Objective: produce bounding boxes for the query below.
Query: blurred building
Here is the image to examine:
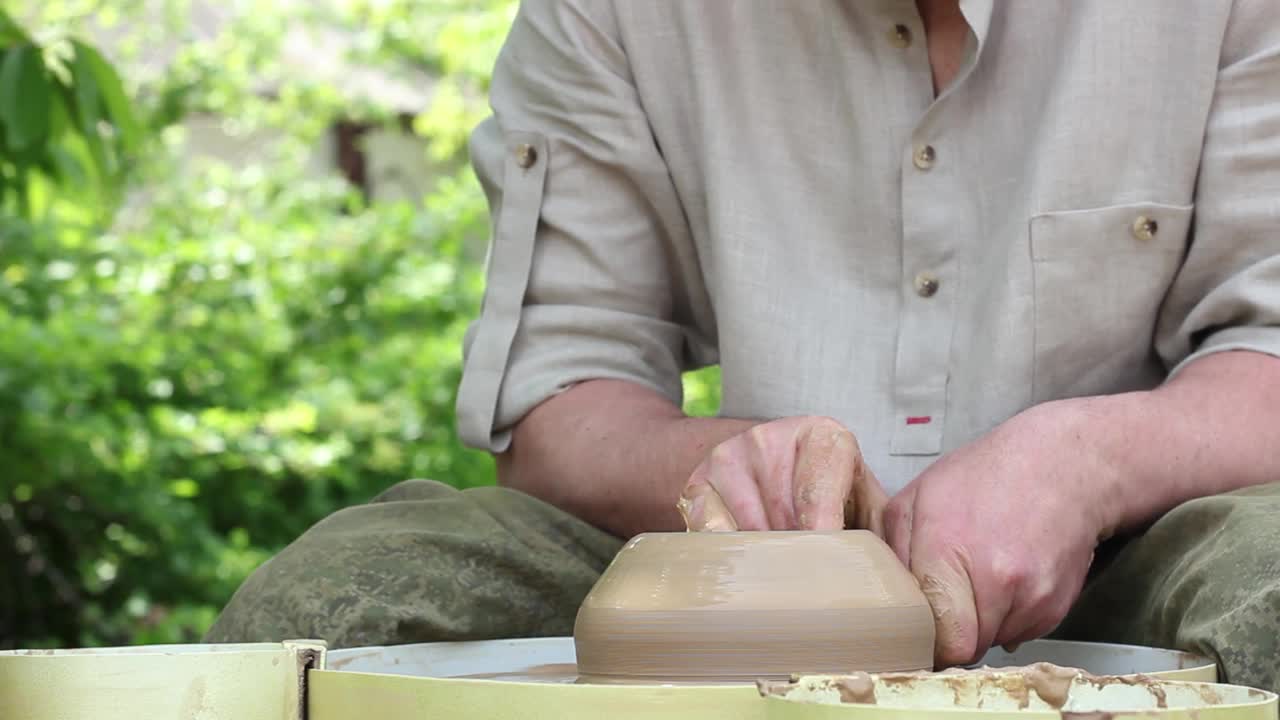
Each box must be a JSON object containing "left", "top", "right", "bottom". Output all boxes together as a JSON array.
[{"left": 90, "top": 0, "right": 440, "bottom": 205}]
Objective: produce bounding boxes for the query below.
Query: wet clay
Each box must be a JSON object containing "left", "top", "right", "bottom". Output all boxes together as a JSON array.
[
  {"left": 987, "top": 664, "right": 1173, "bottom": 710},
  {"left": 833, "top": 674, "right": 877, "bottom": 704},
  {"left": 1021, "top": 662, "right": 1080, "bottom": 708},
  {"left": 759, "top": 662, "right": 1190, "bottom": 712},
  {"left": 1195, "top": 683, "right": 1224, "bottom": 706},
  {"left": 572, "top": 530, "right": 935, "bottom": 682}
]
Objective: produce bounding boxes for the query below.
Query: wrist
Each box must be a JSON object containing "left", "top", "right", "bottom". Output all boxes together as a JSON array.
[
  {"left": 1043, "top": 390, "right": 1182, "bottom": 538},
  {"left": 1019, "top": 394, "right": 1139, "bottom": 541}
]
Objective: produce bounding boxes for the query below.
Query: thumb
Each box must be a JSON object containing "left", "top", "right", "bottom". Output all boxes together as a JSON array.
[{"left": 912, "top": 551, "right": 980, "bottom": 668}]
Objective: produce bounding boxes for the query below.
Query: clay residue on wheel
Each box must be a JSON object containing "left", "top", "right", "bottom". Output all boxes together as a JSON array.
[
  {"left": 875, "top": 662, "right": 1083, "bottom": 710},
  {"left": 1059, "top": 669, "right": 1169, "bottom": 709},
  {"left": 759, "top": 662, "right": 1098, "bottom": 709},
  {"left": 1022, "top": 662, "right": 1080, "bottom": 708},
  {"left": 834, "top": 673, "right": 877, "bottom": 704},
  {"left": 762, "top": 660, "right": 1279, "bottom": 716},
  {"left": 1195, "top": 682, "right": 1224, "bottom": 706},
  {"left": 1110, "top": 673, "right": 1167, "bottom": 709}
]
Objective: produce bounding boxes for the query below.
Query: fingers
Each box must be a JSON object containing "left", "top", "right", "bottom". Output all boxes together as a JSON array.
[
  {"left": 990, "top": 580, "right": 1053, "bottom": 649},
  {"left": 884, "top": 489, "right": 915, "bottom": 567},
  {"left": 847, "top": 462, "right": 890, "bottom": 537},
  {"left": 911, "top": 551, "right": 982, "bottom": 668},
  {"left": 678, "top": 416, "right": 879, "bottom": 532},
  {"left": 707, "top": 449, "right": 771, "bottom": 530},
  {"left": 745, "top": 425, "right": 799, "bottom": 529},
  {"left": 792, "top": 421, "right": 860, "bottom": 530},
  {"left": 886, "top": 489, "right": 988, "bottom": 666},
  {"left": 677, "top": 482, "right": 740, "bottom": 531},
  {"left": 680, "top": 445, "right": 766, "bottom": 531},
  {"left": 991, "top": 551, "right": 1091, "bottom": 648}
]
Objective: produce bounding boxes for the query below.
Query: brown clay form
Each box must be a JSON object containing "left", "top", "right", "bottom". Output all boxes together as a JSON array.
[{"left": 573, "top": 530, "right": 935, "bottom": 684}]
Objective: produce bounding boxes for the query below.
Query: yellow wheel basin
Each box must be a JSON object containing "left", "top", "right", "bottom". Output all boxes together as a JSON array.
[{"left": 3, "top": 637, "right": 1267, "bottom": 720}]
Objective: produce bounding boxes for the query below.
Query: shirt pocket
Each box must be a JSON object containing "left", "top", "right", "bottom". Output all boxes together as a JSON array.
[{"left": 1029, "top": 201, "right": 1193, "bottom": 404}]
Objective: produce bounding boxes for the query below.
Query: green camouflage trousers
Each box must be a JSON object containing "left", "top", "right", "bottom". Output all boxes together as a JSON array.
[{"left": 205, "top": 479, "right": 1280, "bottom": 692}]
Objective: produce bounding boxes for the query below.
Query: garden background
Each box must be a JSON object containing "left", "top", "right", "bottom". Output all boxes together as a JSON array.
[{"left": 0, "top": 0, "right": 721, "bottom": 649}]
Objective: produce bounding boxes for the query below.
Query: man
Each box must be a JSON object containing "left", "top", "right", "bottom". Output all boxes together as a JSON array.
[{"left": 207, "top": 0, "right": 1280, "bottom": 691}]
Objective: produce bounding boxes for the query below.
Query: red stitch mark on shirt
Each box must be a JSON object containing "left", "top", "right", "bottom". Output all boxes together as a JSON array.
[{"left": 905, "top": 416, "right": 932, "bottom": 425}]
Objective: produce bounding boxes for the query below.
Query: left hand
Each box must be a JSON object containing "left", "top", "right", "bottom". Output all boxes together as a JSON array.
[{"left": 883, "top": 399, "right": 1120, "bottom": 668}]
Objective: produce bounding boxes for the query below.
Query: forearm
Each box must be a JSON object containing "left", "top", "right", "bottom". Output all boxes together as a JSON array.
[
  {"left": 1079, "top": 350, "right": 1280, "bottom": 535},
  {"left": 495, "top": 379, "right": 756, "bottom": 538}
]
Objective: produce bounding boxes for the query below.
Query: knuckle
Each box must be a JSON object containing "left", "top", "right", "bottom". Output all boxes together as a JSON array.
[
  {"left": 708, "top": 441, "right": 738, "bottom": 467},
  {"left": 805, "top": 415, "right": 841, "bottom": 436},
  {"left": 746, "top": 423, "right": 773, "bottom": 451},
  {"left": 806, "top": 415, "right": 841, "bottom": 431},
  {"left": 1026, "top": 575, "right": 1057, "bottom": 608},
  {"left": 809, "top": 417, "right": 860, "bottom": 453},
  {"left": 987, "top": 552, "right": 1029, "bottom": 590},
  {"left": 679, "top": 476, "right": 698, "bottom": 496},
  {"left": 682, "top": 461, "right": 710, "bottom": 494}
]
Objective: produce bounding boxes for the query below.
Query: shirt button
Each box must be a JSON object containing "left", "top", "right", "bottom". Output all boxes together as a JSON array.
[
  {"left": 914, "top": 272, "right": 940, "bottom": 298},
  {"left": 515, "top": 143, "right": 538, "bottom": 169},
  {"left": 1131, "top": 215, "right": 1158, "bottom": 241},
  {"left": 889, "top": 24, "right": 913, "bottom": 49},
  {"left": 913, "top": 144, "right": 936, "bottom": 170}
]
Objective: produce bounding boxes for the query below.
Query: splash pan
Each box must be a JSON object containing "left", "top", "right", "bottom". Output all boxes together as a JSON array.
[{"left": 323, "top": 636, "right": 1219, "bottom": 685}]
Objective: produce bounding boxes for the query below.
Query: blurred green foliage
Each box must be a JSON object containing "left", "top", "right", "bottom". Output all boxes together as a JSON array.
[{"left": 0, "top": 0, "right": 722, "bottom": 649}]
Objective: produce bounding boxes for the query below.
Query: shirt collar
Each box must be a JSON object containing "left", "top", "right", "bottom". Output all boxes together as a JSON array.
[{"left": 959, "top": 0, "right": 993, "bottom": 51}]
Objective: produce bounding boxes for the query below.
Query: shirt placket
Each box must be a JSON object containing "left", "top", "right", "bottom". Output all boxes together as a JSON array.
[
  {"left": 890, "top": 132, "right": 959, "bottom": 456},
  {"left": 886, "top": 2, "right": 989, "bottom": 457}
]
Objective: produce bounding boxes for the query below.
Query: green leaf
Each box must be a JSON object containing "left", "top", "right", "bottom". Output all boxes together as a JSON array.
[
  {"left": 48, "top": 86, "right": 70, "bottom": 140},
  {"left": 168, "top": 478, "right": 200, "bottom": 498},
  {"left": 72, "top": 41, "right": 141, "bottom": 153},
  {"left": 80, "top": 121, "right": 113, "bottom": 178},
  {"left": 0, "top": 9, "right": 31, "bottom": 46},
  {"left": 0, "top": 45, "right": 52, "bottom": 152},
  {"left": 48, "top": 145, "right": 87, "bottom": 188},
  {"left": 42, "top": 38, "right": 76, "bottom": 87},
  {"left": 68, "top": 43, "right": 101, "bottom": 135}
]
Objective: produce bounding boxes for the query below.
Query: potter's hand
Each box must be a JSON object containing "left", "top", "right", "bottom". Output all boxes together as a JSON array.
[
  {"left": 884, "top": 401, "right": 1115, "bottom": 668},
  {"left": 677, "top": 416, "right": 888, "bottom": 533}
]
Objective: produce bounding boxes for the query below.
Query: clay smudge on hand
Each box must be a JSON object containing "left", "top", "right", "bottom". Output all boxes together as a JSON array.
[{"left": 677, "top": 487, "right": 739, "bottom": 532}]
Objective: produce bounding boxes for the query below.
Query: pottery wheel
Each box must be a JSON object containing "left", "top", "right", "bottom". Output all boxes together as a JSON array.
[
  {"left": 7, "top": 638, "right": 1252, "bottom": 720},
  {"left": 324, "top": 637, "right": 1218, "bottom": 686}
]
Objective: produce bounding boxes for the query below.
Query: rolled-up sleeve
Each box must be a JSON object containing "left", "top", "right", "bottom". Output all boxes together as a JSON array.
[
  {"left": 455, "top": 0, "right": 707, "bottom": 451},
  {"left": 1156, "top": 0, "right": 1280, "bottom": 376}
]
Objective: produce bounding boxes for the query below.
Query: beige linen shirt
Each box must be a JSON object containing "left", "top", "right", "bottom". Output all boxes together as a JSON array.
[{"left": 456, "top": 0, "right": 1280, "bottom": 494}]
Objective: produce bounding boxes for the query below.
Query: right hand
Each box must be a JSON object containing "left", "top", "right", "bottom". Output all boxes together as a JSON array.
[{"left": 676, "top": 416, "right": 888, "bottom": 533}]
